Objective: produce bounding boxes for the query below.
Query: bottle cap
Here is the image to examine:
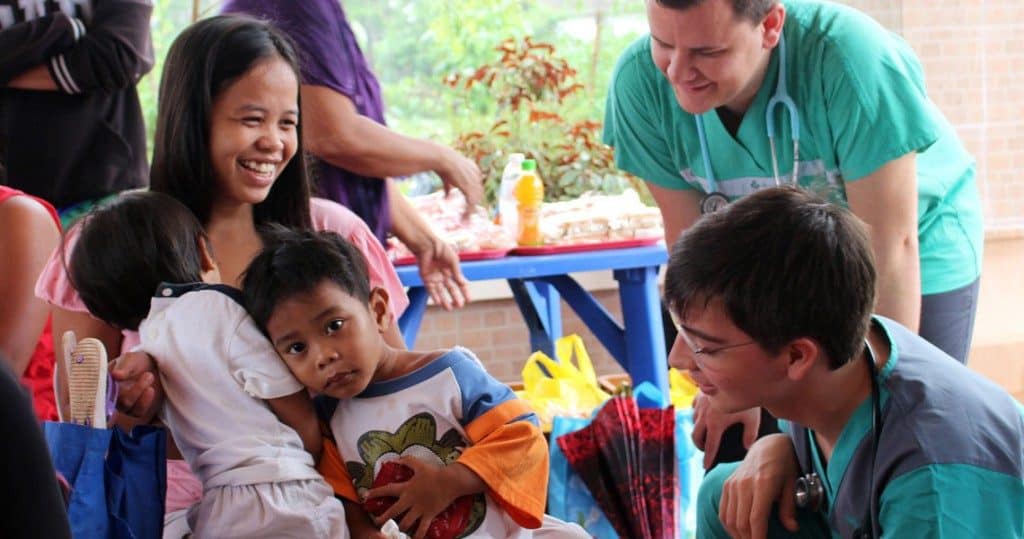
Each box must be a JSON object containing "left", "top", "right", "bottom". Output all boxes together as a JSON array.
[
  {"left": 521, "top": 159, "right": 537, "bottom": 171},
  {"left": 508, "top": 153, "right": 525, "bottom": 163}
]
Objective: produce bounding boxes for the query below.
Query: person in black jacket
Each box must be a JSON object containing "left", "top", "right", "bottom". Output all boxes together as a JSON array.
[
  {"left": 0, "top": 0, "right": 153, "bottom": 224},
  {"left": 0, "top": 356, "right": 71, "bottom": 539}
]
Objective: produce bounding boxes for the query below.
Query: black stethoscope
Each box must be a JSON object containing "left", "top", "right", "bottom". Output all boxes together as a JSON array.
[{"left": 794, "top": 340, "right": 882, "bottom": 539}]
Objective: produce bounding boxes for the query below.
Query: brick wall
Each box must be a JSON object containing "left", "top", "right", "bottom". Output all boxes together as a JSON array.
[
  {"left": 413, "top": 289, "right": 628, "bottom": 383},
  {"left": 847, "top": 0, "right": 1024, "bottom": 227},
  {"left": 838, "top": 0, "right": 902, "bottom": 31},
  {"left": 415, "top": 1, "right": 1024, "bottom": 394}
]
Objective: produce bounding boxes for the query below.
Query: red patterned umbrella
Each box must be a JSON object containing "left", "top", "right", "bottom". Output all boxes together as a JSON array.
[{"left": 557, "top": 396, "right": 677, "bottom": 538}]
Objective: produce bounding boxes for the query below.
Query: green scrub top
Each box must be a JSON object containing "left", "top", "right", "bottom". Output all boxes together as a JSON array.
[
  {"left": 604, "top": 0, "right": 983, "bottom": 295},
  {"left": 698, "top": 317, "right": 1024, "bottom": 538}
]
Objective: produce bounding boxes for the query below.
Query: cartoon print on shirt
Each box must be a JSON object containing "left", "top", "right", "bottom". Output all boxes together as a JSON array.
[{"left": 347, "top": 412, "right": 486, "bottom": 538}]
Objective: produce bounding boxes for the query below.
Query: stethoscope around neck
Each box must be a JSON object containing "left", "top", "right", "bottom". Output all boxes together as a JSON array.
[
  {"left": 694, "top": 32, "right": 801, "bottom": 215},
  {"left": 793, "top": 340, "right": 883, "bottom": 539}
]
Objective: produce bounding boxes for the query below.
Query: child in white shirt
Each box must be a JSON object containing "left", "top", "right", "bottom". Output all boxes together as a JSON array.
[{"left": 66, "top": 191, "right": 347, "bottom": 538}]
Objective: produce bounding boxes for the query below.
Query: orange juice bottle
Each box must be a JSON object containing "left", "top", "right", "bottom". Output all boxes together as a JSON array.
[{"left": 514, "top": 159, "right": 544, "bottom": 246}]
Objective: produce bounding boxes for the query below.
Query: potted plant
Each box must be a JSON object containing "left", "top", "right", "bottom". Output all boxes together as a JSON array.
[{"left": 444, "top": 37, "right": 648, "bottom": 207}]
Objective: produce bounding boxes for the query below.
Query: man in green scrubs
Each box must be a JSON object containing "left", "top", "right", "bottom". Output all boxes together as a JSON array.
[
  {"left": 663, "top": 187, "right": 1023, "bottom": 538},
  {"left": 604, "top": 0, "right": 984, "bottom": 465}
]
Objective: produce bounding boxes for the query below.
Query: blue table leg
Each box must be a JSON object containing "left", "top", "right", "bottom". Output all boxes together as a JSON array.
[
  {"left": 398, "top": 286, "right": 429, "bottom": 349},
  {"left": 542, "top": 275, "right": 626, "bottom": 363},
  {"left": 614, "top": 266, "right": 669, "bottom": 407},
  {"left": 507, "top": 279, "right": 560, "bottom": 358}
]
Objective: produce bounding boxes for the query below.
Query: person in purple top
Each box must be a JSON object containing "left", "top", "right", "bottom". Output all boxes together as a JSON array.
[{"left": 221, "top": 0, "right": 479, "bottom": 310}]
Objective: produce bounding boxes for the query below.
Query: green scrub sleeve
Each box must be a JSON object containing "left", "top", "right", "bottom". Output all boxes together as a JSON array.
[
  {"left": 878, "top": 463, "right": 1024, "bottom": 537},
  {"left": 821, "top": 27, "right": 940, "bottom": 182},
  {"left": 603, "top": 39, "right": 694, "bottom": 191}
]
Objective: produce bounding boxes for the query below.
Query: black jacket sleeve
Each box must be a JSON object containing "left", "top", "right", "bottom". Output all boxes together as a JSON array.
[
  {"left": 0, "top": 362, "right": 72, "bottom": 538},
  {"left": 45, "top": 0, "right": 154, "bottom": 94},
  {"left": 0, "top": 13, "right": 83, "bottom": 84}
]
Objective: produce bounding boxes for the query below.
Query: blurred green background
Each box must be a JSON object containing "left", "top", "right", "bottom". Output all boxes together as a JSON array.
[{"left": 142, "top": 0, "right": 647, "bottom": 159}]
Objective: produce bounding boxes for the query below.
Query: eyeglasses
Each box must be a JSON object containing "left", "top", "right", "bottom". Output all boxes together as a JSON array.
[{"left": 669, "top": 309, "right": 756, "bottom": 358}]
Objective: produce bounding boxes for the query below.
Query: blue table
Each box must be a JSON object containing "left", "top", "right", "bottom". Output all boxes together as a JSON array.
[{"left": 396, "top": 245, "right": 670, "bottom": 400}]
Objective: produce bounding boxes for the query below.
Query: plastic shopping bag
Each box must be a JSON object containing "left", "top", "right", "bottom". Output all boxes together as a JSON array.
[
  {"left": 43, "top": 423, "right": 166, "bottom": 539},
  {"left": 518, "top": 334, "right": 611, "bottom": 432},
  {"left": 548, "top": 414, "right": 619, "bottom": 538},
  {"left": 675, "top": 408, "right": 704, "bottom": 537}
]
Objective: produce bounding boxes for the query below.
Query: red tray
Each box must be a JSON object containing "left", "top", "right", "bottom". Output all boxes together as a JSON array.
[
  {"left": 393, "top": 247, "right": 512, "bottom": 266},
  {"left": 510, "top": 236, "right": 662, "bottom": 256}
]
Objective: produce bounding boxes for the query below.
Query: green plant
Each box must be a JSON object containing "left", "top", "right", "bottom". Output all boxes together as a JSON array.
[{"left": 445, "top": 37, "right": 648, "bottom": 206}]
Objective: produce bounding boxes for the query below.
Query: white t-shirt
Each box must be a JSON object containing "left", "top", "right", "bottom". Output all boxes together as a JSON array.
[{"left": 138, "top": 283, "right": 321, "bottom": 489}]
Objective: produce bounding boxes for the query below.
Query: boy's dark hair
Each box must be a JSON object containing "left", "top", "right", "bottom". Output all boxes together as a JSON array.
[
  {"left": 66, "top": 191, "right": 209, "bottom": 331},
  {"left": 242, "top": 226, "right": 371, "bottom": 331},
  {"left": 663, "top": 186, "right": 876, "bottom": 369},
  {"left": 656, "top": 0, "right": 775, "bottom": 22},
  {"left": 150, "top": 14, "right": 311, "bottom": 230}
]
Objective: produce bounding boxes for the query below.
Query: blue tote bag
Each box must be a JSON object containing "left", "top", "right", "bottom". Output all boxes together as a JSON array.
[
  {"left": 44, "top": 423, "right": 167, "bottom": 539},
  {"left": 548, "top": 414, "right": 619, "bottom": 538}
]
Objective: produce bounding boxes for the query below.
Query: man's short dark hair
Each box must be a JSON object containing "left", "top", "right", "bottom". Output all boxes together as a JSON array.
[
  {"left": 656, "top": 0, "right": 775, "bottom": 22},
  {"left": 242, "top": 227, "right": 372, "bottom": 331},
  {"left": 663, "top": 186, "right": 877, "bottom": 369}
]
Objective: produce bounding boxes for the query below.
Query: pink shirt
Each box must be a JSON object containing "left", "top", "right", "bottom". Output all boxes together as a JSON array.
[{"left": 35, "top": 196, "right": 409, "bottom": 513}]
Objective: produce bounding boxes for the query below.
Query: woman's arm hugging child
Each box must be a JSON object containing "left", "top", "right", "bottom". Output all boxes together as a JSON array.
[
  {"left": 65, "top": 192, "right": 348, "bottom": 538},
  {"left": 242, "top": 227, "right": 589, "bottom": 539}
]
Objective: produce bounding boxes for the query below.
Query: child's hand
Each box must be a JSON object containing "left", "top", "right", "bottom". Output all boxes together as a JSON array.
[
  {"left": 109, "top": 351, "right": 162, "bottom": 421},
  {"left": 365, "top": 457, "right": 484, "bottom": 539}
]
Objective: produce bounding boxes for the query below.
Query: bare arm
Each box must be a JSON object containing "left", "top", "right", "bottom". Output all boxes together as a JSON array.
[
  {"left": 647, "top": 182, "right": 703, "bottom": 248},
  {"left": 0, "top": 197, "right": 60, "bottom": 375},
  {"left": 266, "top": 390, "right": 322, "bottom": 462},
  {"left": 300, "top": 85, "right": 483, "bottom": 207},
  {"left": 845, "top": 153, "right": 921, "bottom": 331},
  {"left": 387, "top": 180, "right": 469, "bottom": 310}
]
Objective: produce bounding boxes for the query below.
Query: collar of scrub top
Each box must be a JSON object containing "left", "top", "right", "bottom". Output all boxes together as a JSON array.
[{"left": 694, "top": 31, "right": 801, "bottom": 192}]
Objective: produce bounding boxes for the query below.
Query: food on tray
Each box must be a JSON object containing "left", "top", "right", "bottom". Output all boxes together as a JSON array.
[
  {"left": 537, "top": 190, "right": 664, "bottom": 245},
  {"left": 387, "top": 190, "right": 516, "bottom": 262},
  {"left": 388, "top": 189, "right": 664, "bottom": 261}
]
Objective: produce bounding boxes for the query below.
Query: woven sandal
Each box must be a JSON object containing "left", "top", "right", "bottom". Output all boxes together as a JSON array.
[{"left": 67, "top": 337, "right": 108, "bottom": 428}]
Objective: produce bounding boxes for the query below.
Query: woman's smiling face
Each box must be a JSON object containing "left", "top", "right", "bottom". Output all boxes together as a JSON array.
[{"left": 208, "top": 56, "right": 299, "bottom": 210}]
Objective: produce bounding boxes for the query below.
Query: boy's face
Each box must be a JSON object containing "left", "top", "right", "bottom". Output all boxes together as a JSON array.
[
  {"left": 264, "top": 280, "right": 390, "bottom": 399},
  {"left": 667, "top": 299, "right": 788, "bottom": 414}
]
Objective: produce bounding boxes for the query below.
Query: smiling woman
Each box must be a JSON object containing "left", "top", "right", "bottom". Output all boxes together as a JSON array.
[
  {"left": 34, "top": 14, "right": 410, "bottom": 536},
  {"left": 207, "top": 58, "right": 300, "bottom": 212}
]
